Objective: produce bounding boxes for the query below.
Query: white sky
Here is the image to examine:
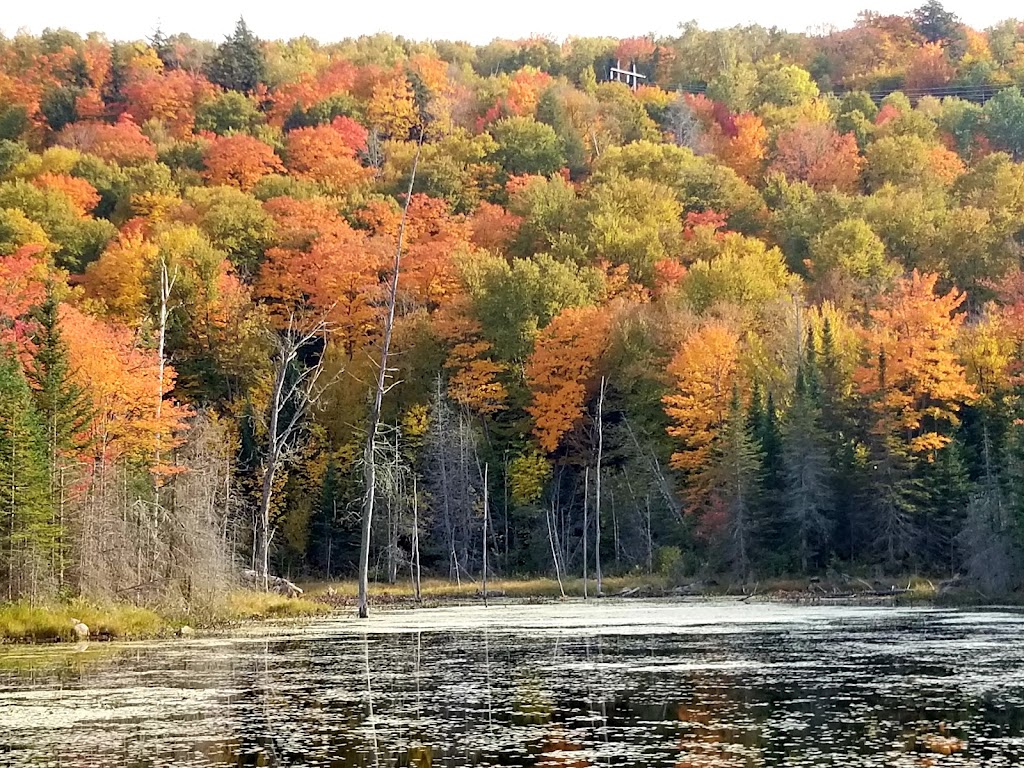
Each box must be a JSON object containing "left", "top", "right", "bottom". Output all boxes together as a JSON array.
[{"left": 0, "top": 0, "right": 1016, "bottom": 44}]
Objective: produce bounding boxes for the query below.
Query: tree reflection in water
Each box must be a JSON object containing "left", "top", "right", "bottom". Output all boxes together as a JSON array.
[{"left": 0, "top": 601, "right": 1023, "bottom": 767}]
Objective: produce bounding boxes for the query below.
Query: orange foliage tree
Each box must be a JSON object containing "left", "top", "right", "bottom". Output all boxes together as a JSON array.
[
  {"left": 525, "top": 305, "right": 612, "bottom": 453},
  {"left": 435, "top": 298, "right": 508, "bottom": 417},
  {"left": 283, "top": 120, "right": 370, "bottom": 190},
  {"left": 61, "top": 305, "right": 190, "bottom": 473},
  {"left": 31, "top": 173, "right": 100, "bottom": 216},
  {"left": 122, "top": 69, "right": 215, "bottom": 137},
  {"left": 718, "top": 113, "right": 768, "bottom": 182},
  {"left": 855, "top": 270, "right": 977, "bottom": 454},
  {"left": 56, "top": 116, "right": 157, "bottom": 165},
  {"left": 202, "top": 134, "right": 284, "bottom": 190},
  {"left": 663, "top": 323, "right": 742, "bottom": 473},
  {"left": 771, "top": 120, "right": 864, "bottom": 192},
  {"left": 0, "top": 244, "right": 49, "bottom": 352},
  {"left": 258, "top": 197, "right": 384, "bottom": 355}
]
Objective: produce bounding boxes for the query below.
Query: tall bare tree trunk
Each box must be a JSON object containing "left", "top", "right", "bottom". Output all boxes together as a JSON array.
[
  {"left": 583, "top": 466, "right": 589, "bottom": 600},
  {"left": 482, "top": 463, "right": 489, "bottom": 606},
  {"left": 595, "top": 376, "right": 605, "bottom": 597},
  {"left": 412, "top": 474, "right": 421, "bottom": 602},
  {"left": 256, "top": 317, "right": 328, "bottom": 591},
  {"left": 358, "top": 142, "right": 421, "bottom": 619},
  {"left": 155, "top": 259, "right": 177, "bottom": 503},
  {"left": 546, "top": 500, "right": 566, "bottom": 598}
]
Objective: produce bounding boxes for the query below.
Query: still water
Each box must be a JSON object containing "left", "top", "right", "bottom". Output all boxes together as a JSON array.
[{"left": 1, "top": 600, "right": 1023, "bottom": 767}]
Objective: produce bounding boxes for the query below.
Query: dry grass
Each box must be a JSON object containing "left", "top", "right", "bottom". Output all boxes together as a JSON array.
[
  {"left": 304, "top": 574, "right": 669, "bottom": 602},
  {"left": 0, "top": 600, "right": 167, "bottom": 643},
  {"left": 0, "top": 590, "right": 330, "bottom": 643},
  {"left": 225, "top": 591, "right": 329, "bottom": 620}
]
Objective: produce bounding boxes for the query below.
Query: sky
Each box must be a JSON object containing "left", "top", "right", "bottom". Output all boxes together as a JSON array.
[{"left": 0, "top": 0, "right": 1017, "bottom": 44}]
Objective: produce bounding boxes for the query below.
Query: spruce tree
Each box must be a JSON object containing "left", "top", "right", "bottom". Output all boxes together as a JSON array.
[
  {"left": 26, "top": 285, "right": 91, "bottom": 588},
  {"left": 782, "top": 364, "right": 834, "bottom": 572},
  {"left": 960, "top": 424, "right": 1020, "bottom": 591},
  {"left": 750, "top": 386, "right": 785, "bottom": 561},
  {"left": 919, "top": 438, "right": 970, "bottom": 574},
  {"left": 206, "top": 18, "right": 266, "bottom": 94},
  {"left": 705, "top": 386, "right": 764, "bottom": 579},
  {"left": 863, "top": 347, "right": 926, "bottom": 570},
  {"left": 0, "top": 353, "right": 52, "bottom": 600}
]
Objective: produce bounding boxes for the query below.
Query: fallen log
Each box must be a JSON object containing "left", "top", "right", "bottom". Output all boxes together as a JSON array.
[{"left": 240, "top": 569, "right": 304, "bottom": 598}]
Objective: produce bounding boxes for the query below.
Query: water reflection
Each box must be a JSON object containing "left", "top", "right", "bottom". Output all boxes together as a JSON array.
[{"left": 1, "top": 602, "right": 1023, "bottom": 767}]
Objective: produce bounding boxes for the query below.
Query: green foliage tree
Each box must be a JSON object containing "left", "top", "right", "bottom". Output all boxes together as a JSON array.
[{"left": 487, "top": 116, "right": 566, "bottom": 179}]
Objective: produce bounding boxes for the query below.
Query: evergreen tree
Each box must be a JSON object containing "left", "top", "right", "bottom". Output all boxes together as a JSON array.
[
  {"left": 862, "top": 347, "right": 926, "bottom": 570},
  {"left": 749, "top": 385, "right": 784, "bottom": 561},
  {"left": 919, "top": 438, "right": 970, "bottom": 574},
  {"left": 912, "top": 1, "right": 961, "bottom": 44},
  {"left": 206, "top": 18, "right": 266, "bottom": 95},
  {"left": 704, "top": 386, "right": 764, "bottom": 579},
  {"left": 960, "top": 426, "right": 1021, "bottom": 593},
  {"left": 818, "top": 319, "right": 861, "bottom": 561},
  {"left": 782, "top": 363, "right": 834, "bottom": 572},
  {"left": 26, "top": 285, "right": 91, "bottom": 587},
  {"left": 0, "top": 353, "right": 53, "bottom": 600}
]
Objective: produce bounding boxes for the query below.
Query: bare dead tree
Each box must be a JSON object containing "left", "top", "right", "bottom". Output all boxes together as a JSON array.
[
  {"left": 256, "top": 315, "right": 330, "bottom": 591},
  {"left": 482, "top": 463, "right": 489, "bottom": 605},
  {"left": 583, "top": 466, "right": 589, "bottom": 600},
  {"left": 154, "top": 257, "right": 178, "bottom": 499},
  {"left": 595, "top": 376, "right": 605, "bottom": 597},
  {"left": 546, "top": 499, "right": 566, "bottom": 598},
  {"left": 357, "top": 140, "right": 423, "bottom": 619},
  {"left": 411, "top": 473, "right": 422, "bottom": 602}
]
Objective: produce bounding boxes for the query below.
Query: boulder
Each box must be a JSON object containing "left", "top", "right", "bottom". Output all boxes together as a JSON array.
[
  {"left": 69, "top": 619, "right": 89, "bottom": 640},
  {"left": 177, "top": 625, "right": 195, "bottom": 638}
]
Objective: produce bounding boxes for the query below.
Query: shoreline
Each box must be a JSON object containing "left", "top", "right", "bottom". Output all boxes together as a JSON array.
[{"left": 2, "top": 575, "right": 1018, "bottom": 644}]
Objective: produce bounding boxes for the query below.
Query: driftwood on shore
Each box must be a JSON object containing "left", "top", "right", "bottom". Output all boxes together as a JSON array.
[{"left": 241, "top": 569, "right": 304, "bottom": 598}]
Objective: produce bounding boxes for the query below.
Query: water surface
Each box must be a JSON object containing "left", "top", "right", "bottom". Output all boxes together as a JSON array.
[{"left": 1, "top": 600, "right": 1023, "bottom": 767}]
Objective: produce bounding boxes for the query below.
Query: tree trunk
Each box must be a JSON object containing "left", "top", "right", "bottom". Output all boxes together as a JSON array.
[
  {"left": 154, "top": 259, "right": 177, "bottom": 503},
  {"left": 595, "top": 376, "right": 605, "bottom": 596},
  {"left": 546, "top": 500, "right": 565, "bottom": 598},
  {"left": 358, "top": 140, "right": 421, "bottom": 619},
  {"left": 482, "top": 463, "right": 489, "bottom": 606},
  {"left": 412, "top": 474, "right": 421, "bottom": 602},
  {"left": 583, "top": 466, "right": 589, "bottom": 600}
]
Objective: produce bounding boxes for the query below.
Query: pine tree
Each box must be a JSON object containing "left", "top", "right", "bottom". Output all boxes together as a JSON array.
[
  {"left": 818, "top": 318, "right": 860, "bottom": 561},
  {"left": 863, "top": 347, "right": 926, "bottom": 570},
  {"left": 26, "top": 285, "right": 91, "bottom": 587},
  {"left": 960, "top": 426, "right": 1021, "bottom": 593},
  {"left": 704, "top": 386, "right": 764, "bottom": 579},
  {"left": 206, "top": 18, "right": 266, "bottom": 94},
  {"left": 749, "top": 385, "right": 785, "bottom": 561},
  {"left": 782, "top": 364, "right": 834, "bottom": 572},
  {"left": 919, "top": 438, "right": 970, "bottom": 574},
  {"left": 0, "top": 353, "right": 52, "bottom": 600}
]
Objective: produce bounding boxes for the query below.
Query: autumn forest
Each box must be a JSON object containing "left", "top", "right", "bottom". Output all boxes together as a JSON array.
[{"left": 2, "top": 1, "right": 1024, "bottom": 611}]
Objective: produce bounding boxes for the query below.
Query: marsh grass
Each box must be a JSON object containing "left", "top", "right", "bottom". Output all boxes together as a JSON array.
[
  {"left": 0, "top": 590, "right": 332, "bottom": 643},
  {"left": 0, "top": 600, "right": 167, "bottom": 642},
  {"left": 305, "top": 574, "right": 670, "bottom": 601},
  {"left": 225, "top": 591, "right": 330, "bottom": 620}
]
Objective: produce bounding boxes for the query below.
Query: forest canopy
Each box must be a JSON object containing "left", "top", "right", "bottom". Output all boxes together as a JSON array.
[{"left": 3, "top": 3, "right": 1024, "bottom": 607}]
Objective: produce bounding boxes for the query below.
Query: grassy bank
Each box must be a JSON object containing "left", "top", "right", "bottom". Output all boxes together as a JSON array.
[
  {"left": 4, "top": 573, "right": 1014, "bottom": 644},
  {"left": 306, "top": 572, "right": 991, "bottom": 607},
  {"left": 305, "top": 574, "right": 671, "bottom": 604},
  {"left": 0, "top": 591, "right": 328, "bottom": 644}
]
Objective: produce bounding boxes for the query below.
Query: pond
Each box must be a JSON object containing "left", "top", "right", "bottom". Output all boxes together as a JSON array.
[{"left": 1, "top": 600, "right": 1023, "bottom": 767}]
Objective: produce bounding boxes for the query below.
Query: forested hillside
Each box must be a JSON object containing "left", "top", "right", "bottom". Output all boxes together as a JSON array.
[{"left": 2, "top": 1, "right": 1024, "bottom": 608}]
